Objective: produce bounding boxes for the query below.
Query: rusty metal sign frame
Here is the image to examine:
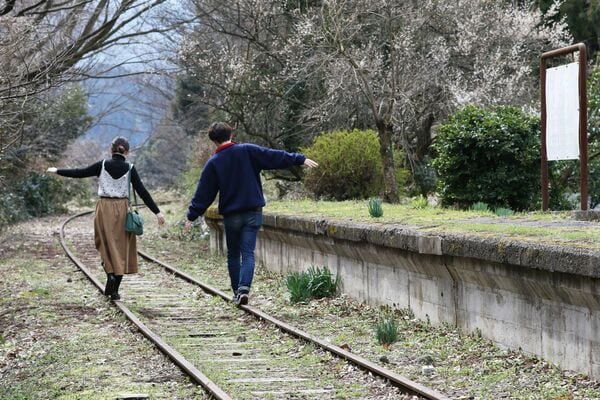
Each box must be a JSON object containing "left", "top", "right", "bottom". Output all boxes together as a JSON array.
[{"left": 540, "top": 43, "right": 588, "bottom": 211}]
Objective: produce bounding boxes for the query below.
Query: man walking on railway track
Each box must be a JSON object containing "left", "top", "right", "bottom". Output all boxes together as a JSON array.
[{"left": 184, "top": 122, "right": 318, "bottom": 306}]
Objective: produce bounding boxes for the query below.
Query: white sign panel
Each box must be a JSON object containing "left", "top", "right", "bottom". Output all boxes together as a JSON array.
[{"left": 545, "top": 62, "right": 580, "bottom": 160}]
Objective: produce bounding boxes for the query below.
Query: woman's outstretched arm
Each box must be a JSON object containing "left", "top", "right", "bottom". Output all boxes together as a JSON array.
[{"left": 46, "top": 162, "right": 102, "bottom": 178}]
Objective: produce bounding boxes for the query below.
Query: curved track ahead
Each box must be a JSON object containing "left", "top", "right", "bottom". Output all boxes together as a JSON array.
[{"left": 60, "top": 211, "right": 449, "bottom": 400}]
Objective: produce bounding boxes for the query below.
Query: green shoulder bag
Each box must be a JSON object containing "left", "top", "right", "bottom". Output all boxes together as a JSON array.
[{"left": 125, "top": 164, "right": 144, "bottom": 235}]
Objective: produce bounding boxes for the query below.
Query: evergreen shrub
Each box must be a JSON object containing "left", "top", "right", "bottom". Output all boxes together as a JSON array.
[
  {"left": 20, "top": 174, "right": 67, "bottom": 217},
  {"left": 301, "top": 130, "right": 385, "bottom": 200},
  {"left": 432, "top": 105, "right": 540, "bottom": 210},
  {"left": 0, "top": 192, "right": 26, "bottom": 229},
  {"left": 587, "top": 59, "right": 600, "bottom": 207},
  {"left": 0, "top": 173, "right": 88, "bottom": 230}
]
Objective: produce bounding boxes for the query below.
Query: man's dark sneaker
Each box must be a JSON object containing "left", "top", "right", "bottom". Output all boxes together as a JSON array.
[{"left": 236, "top": 292, "right": 249, "bottom": 306}]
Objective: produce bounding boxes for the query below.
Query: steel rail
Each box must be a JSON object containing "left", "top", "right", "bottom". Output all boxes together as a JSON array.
[
  {"left": 138, "top": 249, "right": 450, "bottom": 400},
  {"left": 59, "top": 211, "right": 232, "bottom": 400}
]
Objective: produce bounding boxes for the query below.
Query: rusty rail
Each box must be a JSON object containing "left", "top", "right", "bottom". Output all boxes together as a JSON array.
[
  {"left": 139, "top": 249, "right": 450, "bottom": 400},
  {"left": 61, "top": 210, "right": 449, "bottom": 400},
  {"left": 60, "top": 211, "right": 232, "bottom": 400}
]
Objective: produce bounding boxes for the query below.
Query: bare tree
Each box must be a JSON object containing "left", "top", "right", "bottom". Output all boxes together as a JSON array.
[
  {"left": 178, "top": 0, "right": 311, "bottom": 153},
  {"left": 288, "top": 0, "right": 569, "bottom": 201},
  {"left": 0, "top": 0, "right": 188, "bottom": 162},
  {"left": 175, "top": 0, "right": 569, "bottom": 201}
]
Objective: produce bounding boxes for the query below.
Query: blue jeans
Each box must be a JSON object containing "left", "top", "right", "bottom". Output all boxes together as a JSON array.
[{"left": 223, "top": 210, "right": 263, "bottom": 294}]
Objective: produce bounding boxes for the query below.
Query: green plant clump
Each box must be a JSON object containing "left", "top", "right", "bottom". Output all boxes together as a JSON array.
[
  {"left": 494, "top": 207, "right": 514, "bottom": 217},
  {"left": 432, "top": 105, "right": 540, "bottom": 210},
  {"left": 375, "top": 317, "right": 399, "bottom": 346},
  {"left": 286, "top": 266, "right": 340, "bottom": 304},
  {"left": 368, "top": 198, "right": 384, "bottom": 217},
  {"left": 302, "top": 129, "right": 396, "bottom": 200},
  {"left": 408, "top": 195, "right": 429, "bottom": 209},
  {"left": 286, "top": 271, "right": 312, "bottom": 304},
  {"left": 470, "top": 201, "right": 490, "bottom": 212}
]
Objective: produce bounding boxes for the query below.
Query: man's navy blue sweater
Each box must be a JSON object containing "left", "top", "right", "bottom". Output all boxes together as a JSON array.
[{"left": 186, "top": 143, "right": 306, "bottom": 220}]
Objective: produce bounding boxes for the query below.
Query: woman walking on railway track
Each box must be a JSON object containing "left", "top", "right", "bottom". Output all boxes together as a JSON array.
[
  {"left": 47, "top": 136, "right": 165, "bottom": 300},
  {"left": 183, "top": 122, "right": 318, "bottom": 306}
]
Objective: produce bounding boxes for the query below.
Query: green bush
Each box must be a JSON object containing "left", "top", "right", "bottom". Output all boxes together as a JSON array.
[
  {"left": 302, "top": 130, "right": 408, "bottom": 200},
  {"left": 587, "top": 59, "right": 600, "bottom": 207},
  {"left": 0, "top": 192, "right": 26, "bottom": 229},
  {"left": 432, "top": 105, "right": 540, "bottom": 210},
  {"left": 176, "top": 138, "right": 215, "bottom": 198},
  {"left": 412, "top": 155, "right": 437, "bottom": 196},
  {"left": 589, "top": 144, "right": 600, "bottom": 208},
  {"left": 19, "top": 174, "right": 68, "bottom": 217},
  {"left": 0, "top": 173, "right": 88, "bottom": 230},
  {"left": 555, "top": 146, "right": 600, "bottom": 209},
  {"left": 286, "top": 266, "right": 340, "bottom": 304},
  {"left": 0, "top": 85, "right": 93, "bottom": 231},
  {"left": 307, "top": 267, "right": 340, "bottom": 299}
]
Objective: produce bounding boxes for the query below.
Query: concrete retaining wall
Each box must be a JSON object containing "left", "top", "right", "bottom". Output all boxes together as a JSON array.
[{"left": 205, "top": 211, "right": 600, "bottom": 378}]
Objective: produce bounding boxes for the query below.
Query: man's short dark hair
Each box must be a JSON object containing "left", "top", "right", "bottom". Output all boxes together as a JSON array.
[{"left": 208, "top": 122, "right": 233, "bottom": 144}]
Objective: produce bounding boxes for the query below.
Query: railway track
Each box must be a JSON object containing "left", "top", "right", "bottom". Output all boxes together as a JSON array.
[{"left": 60, "top": 210, "right": 449, "bottom": 400}]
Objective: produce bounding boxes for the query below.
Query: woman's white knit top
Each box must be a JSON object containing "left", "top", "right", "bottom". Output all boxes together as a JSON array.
[{"left": 98, "top": 160, "right": 130, "bottom": 198}]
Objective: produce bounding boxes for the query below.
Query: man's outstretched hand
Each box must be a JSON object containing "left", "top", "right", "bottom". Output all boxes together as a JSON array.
[{"left": 303, "top": 158, "right": 318, "bottom": 168}]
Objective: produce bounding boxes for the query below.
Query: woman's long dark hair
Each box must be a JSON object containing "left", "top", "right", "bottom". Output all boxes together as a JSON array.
[{"left": 111, "top": 136, "right": 130, "bottom": 154}]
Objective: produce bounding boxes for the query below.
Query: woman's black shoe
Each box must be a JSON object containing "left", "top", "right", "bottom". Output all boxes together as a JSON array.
[
  {"left": 104, "top": 273, "right": 116, "bottom": 296},
  {"left": 111, "top": 275, "right": 123, "bottom": 301}
]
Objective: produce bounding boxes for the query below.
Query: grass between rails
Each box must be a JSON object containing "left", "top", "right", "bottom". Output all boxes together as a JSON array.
[
  {"left": 139, "top": 202, "right": 600, "bottom": 400},
  {"left": 0, "top": 217, "right": 208, "bottom": 400},
  {"left": 265, "top": 200, "right": 600, "bottom": 251},
  {"left": 121, "top": 259, "right": 374, "bottom": 399}
]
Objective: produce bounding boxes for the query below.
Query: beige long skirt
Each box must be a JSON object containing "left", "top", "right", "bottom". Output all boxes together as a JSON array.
[{"left": 94, "top": 198, "right": 137, "bottom": 275}]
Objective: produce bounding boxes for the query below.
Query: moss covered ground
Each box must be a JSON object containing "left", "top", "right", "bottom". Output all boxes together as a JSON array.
[
  {"left": 140, "top": 200, "right": 599, "bottom": 400},
  {"left": 1, "top": 195, "right": 598, "bottom": 399},
  {"left": 264, "top": 200, "right": 599, "bottom": 251},
  {"left": 0, "top": 215, "right": 208, "bottom": 400}
]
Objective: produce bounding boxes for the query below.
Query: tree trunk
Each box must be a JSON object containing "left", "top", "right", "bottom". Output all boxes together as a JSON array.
[
  {"left": 377, "top": 120, "right": 399, "bottom": 203},
  {"left": 415, "top": 112, "right": 435, "bottom": 163}
]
